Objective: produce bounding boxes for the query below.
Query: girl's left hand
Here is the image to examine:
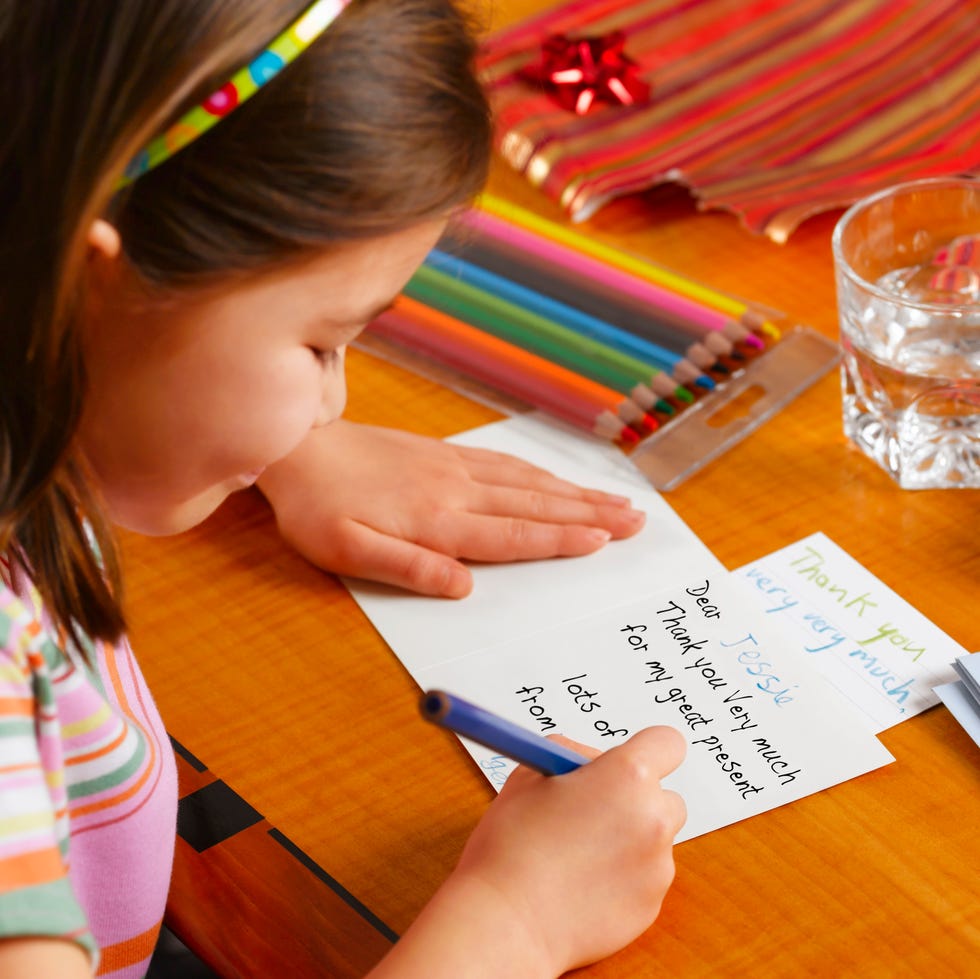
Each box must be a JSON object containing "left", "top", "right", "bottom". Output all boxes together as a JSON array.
[{"left": 257, "top": 420, "right": 645, "bottom": 597}]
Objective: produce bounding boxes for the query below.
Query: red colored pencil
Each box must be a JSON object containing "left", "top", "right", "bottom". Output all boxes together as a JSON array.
[{"left": 371, "top": 297, "right": 658, "bottom": 444}]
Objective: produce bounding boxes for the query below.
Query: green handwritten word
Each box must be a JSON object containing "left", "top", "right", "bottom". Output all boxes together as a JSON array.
[
  {"left": 788, "top": 546, "right": 878, "bottom": 617},
  {"left": 856, "top": 622, "right": 925, "bottom": 663}
]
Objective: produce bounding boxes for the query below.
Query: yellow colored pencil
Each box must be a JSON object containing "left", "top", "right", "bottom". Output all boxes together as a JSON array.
[{"left": 478, "top": 193, "right": 781, "bottom": 340}]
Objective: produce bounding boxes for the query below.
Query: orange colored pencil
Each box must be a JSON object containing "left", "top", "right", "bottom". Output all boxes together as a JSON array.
[{"left": 371, "top": 297, "right": 658, "bottom": 444}]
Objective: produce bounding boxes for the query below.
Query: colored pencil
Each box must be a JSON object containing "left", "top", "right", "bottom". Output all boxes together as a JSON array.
[
  {"left": 425, "top": 248, "right": 718, "bottom": 387},
  {"left": 420, "top": 689, "right": 588, "bottom": 776},
  {"left": 372, "top": 298, "right": 657, "bottom": 444},
  {"left": 439, "top": 229, "right": 745, "bottom": 366},
  {"left": 474, "top": 195, "right": 780, "bottom": 340},
  {"left": 424, "top": 248, "right": 717, "bottom": 387},
  {"left": 406, "top": 263, "right": 710, "bottom": 397},
  {"left": 381, "top": 297, "right": 663, "bottom": 434},
  {"left": 457, "top": 209, "right": 758, "bottom": 350}
]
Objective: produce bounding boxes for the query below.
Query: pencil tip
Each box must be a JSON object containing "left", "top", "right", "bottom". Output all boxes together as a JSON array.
[{"left": 619, "top": 426, "right": 641, "bottom": 444}]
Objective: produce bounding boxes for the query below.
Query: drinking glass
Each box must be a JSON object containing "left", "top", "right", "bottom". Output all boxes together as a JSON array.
[{"left": 833, "top": 177, "right": 980, "bottom": 488}]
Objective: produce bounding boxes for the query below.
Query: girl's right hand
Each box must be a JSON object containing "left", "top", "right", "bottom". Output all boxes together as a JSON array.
[
  {"left": 369, "top": 725, "right": 686, "bottom": 978},
  {"left": 454, "top": 725, "right": 687, "bottom": 975}
]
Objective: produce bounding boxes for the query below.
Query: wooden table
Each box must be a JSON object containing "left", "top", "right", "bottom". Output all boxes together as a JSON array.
[{"left": 120, "top": 6, "right": 980, "bottom": 975}]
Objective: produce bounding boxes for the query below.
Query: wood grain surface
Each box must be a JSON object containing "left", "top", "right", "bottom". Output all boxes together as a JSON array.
[{"left": 120, "top": 3, "right": 980, "bottom": 975}]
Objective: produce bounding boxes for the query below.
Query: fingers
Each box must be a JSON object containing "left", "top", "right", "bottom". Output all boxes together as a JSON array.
[
  {"left": 421, "top": 513, "right": 611, "bottom": 562},
  {"left": 547, "top": 733, "right": 602, "bottom": 761},
  {"left": 469, "top": 485, "right": 646, "bottom": 539},
  {"left": 564, "top": 726, "right": 686, "bottom": 829},
  {"left": 465, "top": 724, "right": 687, "bottom": 974},
  {"left": 294, "top": 505, "right": 625, "bottom": 599},
  {"left": 416, "top": 509, "right": 640, "bottom": 563},
  {"left": 307, "top": 520, "right": 475, "bottom": 598},
  {"left": 553, "top": 725, "right": 687, "bottom": 781},
  {"left": 506, "top": 727, "right": 687, "bottom": 838},
  {"left": 451, "top": 446, "right": 636, "bottom": 509},
  {"left": 501, "top": 732, "right": 600, "bottom": 793},
  {"left": 549, "top": 724, "right": 687, "bottom": 781},
  {"left": 594, "top": 726, "right": 688, "bottom": 834},
  {"left": 618, "top": 725, "right": 688, "bottom": 777}
]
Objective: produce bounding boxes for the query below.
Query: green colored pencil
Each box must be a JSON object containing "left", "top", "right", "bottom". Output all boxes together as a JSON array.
[{"left": 406, "top": 264, "right": 692, "bottom": 402}]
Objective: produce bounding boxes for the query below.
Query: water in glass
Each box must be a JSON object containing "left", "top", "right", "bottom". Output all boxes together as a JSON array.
[{"left": 840, "top": 239, "right": 980, "bottom": 489}]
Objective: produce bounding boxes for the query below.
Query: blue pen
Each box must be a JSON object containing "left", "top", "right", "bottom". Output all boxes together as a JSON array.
[
  {"left": 425, "top": 248, "right": 716, "bottom": 390},
  {"left": 420, "top": 689, "right": 588, "bottom": 776}
]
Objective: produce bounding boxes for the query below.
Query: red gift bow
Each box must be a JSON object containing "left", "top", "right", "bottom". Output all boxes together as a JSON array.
[{"left": 521, "top": 30, "right": 650, "bottom": 115}]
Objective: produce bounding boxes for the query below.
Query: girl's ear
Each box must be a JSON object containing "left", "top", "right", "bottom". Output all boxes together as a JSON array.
[
  {"left": 84, "top": 220, "right": 126, "bottom": 328},
  {"left": 87, "top": 219, "right": 122, "bottom": 261}
]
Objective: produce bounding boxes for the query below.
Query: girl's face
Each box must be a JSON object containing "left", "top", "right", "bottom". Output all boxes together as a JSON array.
[{"left": 79, "top": 219, "right": 446, "bottom": 536}]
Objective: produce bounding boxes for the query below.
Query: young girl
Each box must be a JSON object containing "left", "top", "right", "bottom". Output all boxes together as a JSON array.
[{"left": 0, "top": 1, "right": 687, "bottom": 977}]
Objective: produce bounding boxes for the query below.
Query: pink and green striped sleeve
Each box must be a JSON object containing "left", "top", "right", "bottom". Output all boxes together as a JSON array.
[
  {"left": 0, "top": 588, "right": 98, "bottom": 967},
  {"left": 1, "top": 574, "right": 178, "bottom": 978}
]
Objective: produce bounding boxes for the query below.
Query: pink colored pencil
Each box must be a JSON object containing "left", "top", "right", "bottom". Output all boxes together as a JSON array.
[{"left": 460, "top": 208, "right": 764, "bottom": 349}]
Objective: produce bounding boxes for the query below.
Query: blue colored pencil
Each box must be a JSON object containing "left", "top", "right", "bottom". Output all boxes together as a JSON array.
[
  {"left": 424, "top": 248, "right": 715, "bottom": 389},
  {"left": 420, "top": 689, "right": 588, "bottom": 776},
  {"left": 439, "top": 230, "right": 743, "bottom": 367}
]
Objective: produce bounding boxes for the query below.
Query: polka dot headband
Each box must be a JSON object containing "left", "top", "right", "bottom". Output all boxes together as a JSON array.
[{"left": 118, "top": 0, "right": 350, "bottom": 187}]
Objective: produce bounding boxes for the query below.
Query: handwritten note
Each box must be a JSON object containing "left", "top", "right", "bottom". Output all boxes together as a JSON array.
[
  {"left": 734, "top": 533, "right": 962, "bottom": 732},
  {"left": 346, "top": 417, "right": 893, "bottom": 843},
  {"left": 416, "top": 574, "right": 893, "bottom": 842}
]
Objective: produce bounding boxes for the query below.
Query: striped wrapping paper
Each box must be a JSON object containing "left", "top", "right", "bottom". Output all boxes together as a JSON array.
[{"left": 480, "top": 0, "right": 980, "bottom": 241}]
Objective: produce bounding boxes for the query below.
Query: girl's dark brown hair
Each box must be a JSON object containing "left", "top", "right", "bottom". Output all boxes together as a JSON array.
[{"left": 0, "top": 0, "right": 491, "bottom": 647}]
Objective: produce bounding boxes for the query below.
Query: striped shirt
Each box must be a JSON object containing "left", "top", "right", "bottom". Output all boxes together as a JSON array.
[{"left": 0, "top": 576, "right": 177, "bottom": 977}]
